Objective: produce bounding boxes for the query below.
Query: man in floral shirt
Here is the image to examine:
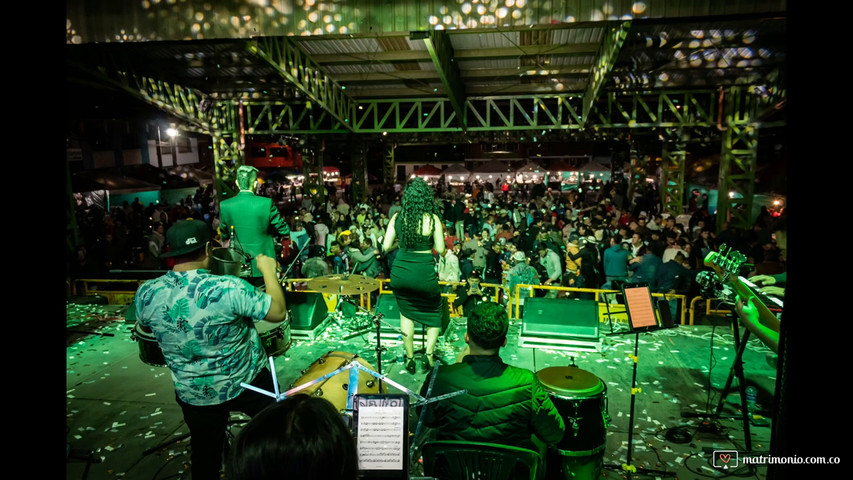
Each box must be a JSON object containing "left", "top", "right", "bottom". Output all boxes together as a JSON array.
[{"left": 134, "top": 219, "right": 288, "bottom": 480}]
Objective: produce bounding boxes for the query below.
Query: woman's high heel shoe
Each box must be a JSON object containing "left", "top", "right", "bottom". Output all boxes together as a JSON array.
[
  {"left": 405, "top": 356, "right": 417, "bottom": 374},
  {"left": 422, "top": 353, "right": 438, "bottom": 373}
]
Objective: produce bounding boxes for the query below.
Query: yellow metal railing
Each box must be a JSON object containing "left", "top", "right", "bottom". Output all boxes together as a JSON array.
[{"left": 69, "top": 276, "right": 698, "bottom": 327}]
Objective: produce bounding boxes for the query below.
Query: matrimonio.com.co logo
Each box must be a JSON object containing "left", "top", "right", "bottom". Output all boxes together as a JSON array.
[{"left": 713, "top": 450, "right": 739, "bottom": 469}]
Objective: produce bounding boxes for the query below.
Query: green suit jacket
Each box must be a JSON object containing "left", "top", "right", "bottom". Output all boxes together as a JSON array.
[{"left": 219, "top": 191, "right": 290, "bottom": 277}]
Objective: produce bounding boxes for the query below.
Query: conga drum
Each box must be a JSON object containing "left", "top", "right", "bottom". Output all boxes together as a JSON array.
[
  {"left": 131, "top": 322, "right": 167, "bottom": 367},
  {"left": 290, "top": 351, "right": 387, "bottom": 412},
  {"left": 537, "top": 365, "right": 610, "bottom": 480}
]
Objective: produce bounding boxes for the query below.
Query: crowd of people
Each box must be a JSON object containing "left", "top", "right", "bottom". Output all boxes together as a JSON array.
[{"left": 70, "top": 172, "right": 786, "bottom": 312}]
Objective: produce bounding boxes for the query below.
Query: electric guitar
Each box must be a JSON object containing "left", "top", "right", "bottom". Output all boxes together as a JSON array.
[{"left": 703, "top": 245, "right": 780, "bottom": 353}]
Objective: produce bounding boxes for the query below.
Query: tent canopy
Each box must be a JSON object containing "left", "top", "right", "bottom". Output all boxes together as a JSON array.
[
  {"left": 470, "top": 160, "right": 513, "bottom": 174},
  {"left": 548, "top": 160, "right": 576, "bottom": 172},
  {"left": 515, "top": 161, "right": 545, "bottom": 173},
  {"left": 579, "top": 160, "right": 609, "bottom": 172},
  {"left": 413, "top": 164, "right": 443, "bottom": 176},
  {"left": 440, "top": 164, "right": 470, "bottom": 176}
]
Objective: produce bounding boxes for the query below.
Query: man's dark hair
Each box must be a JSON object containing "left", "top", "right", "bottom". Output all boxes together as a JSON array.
[
  {"left": 226, "top": 395, "right": 358, "bottom": 480},
  {"left": 467, "top": 301, "right": 509, "bottom": 350}
]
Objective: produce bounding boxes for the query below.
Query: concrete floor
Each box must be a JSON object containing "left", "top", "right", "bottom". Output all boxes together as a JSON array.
[{"left": 66, "top": 299, "right": 782, "bottom": 480}]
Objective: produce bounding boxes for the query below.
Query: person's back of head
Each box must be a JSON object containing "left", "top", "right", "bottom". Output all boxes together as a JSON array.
[
  {"left": 467, "top": 301, "right": 509, "bottom": 352},
  {"left": 235, "top": 165, "right": 259, "bottom": 192},
  {"left": 227, "top": 395, "right": 358, "bottom": 480}
]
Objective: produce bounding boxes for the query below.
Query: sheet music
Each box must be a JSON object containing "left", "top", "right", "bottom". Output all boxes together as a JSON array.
[
  {"left": 624, "top": 286, "right": 657, "bottom": 328},
  {"left": 356, "top": 397, "right": 406, "bottom": 471}
]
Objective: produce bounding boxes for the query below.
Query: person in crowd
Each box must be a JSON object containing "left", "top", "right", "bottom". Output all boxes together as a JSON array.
[
  {"left": 747, "top": 215, "right": 787, "bottom": 298},
  {"left": 564, "top": 233, "right": 583, "bottom": 287},
  {"left": 537, "top": 242, "right": 563, "bottom": 298},
  {"left": 454, "top": 269, "right": 488, "bottom": 316},
  {"left": 347, "top": 237, "right": 381, "bottom": 278},
  {"left": 226, "top": 395, "right": 358, "bottom": 480},
  {"left": 628, "top": 243, "right": 663, "bottom": 290},
  {"left": 219, "top": 165, "right": 291, "bottom": 286},
  {"left": 383, "top": 177, "right": 446, "bottom": 374},
  {"left": 566, "top": 236, "right": 600, "bottom": 299},
  {"left": 602, "top": 234, "right": 631, "bottom": 289},
  {"left": 483, "top": 241, "right": 504, "bottom": 286},
  {"left": 654, "top": 252, "right": 694, "bottom": 294},
  {"left": 327, "top": 240, "right": 350, "bottom": 274},
  {"left": 141, "top": 222, "right": 166, "bottom": 270},
  {"left": 629, "top": 232, "right": 646, "bottom": 257},
  {"left": 288, "top": 220, "right": 311, "bottom": 263},
  {"left": 438, "top": 241, "right": 462, "bottom": 286},
  {"left": 418, "top": 301, "right": 565, "bottom": 456},
  {"left": 505, "top": 250, "right": 541, "bottom": 313},
  {"left": 134, "top": 220, "right": 288, "bottom": 480},
  {"left": 313, "top": 215, "right": 330, "bottom": 252}
]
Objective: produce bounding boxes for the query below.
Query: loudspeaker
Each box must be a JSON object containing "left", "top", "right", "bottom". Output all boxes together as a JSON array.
[
  {"left": 375, "top": 295, "right": 450, "bottom": 335},
  {"left": 521, "top": 297, "right": 599, "bottom": 339},
  {"left": 285, "top": 291, "right": 329, "bottom": 329}
]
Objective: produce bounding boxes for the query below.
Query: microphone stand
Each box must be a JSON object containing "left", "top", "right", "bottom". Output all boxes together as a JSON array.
[
  {"left": 280, "top": 235, "right": 312, "bottom": 281},
  {"left": 227, "top": 226, "right": 254, "bottom": 277},
  {"left": 338, "top": 297, "right": 407, "bottom": 392}
]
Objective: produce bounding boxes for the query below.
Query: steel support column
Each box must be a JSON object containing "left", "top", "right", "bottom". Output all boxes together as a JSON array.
[
  {"left": 302, "top": 138, "right": 325, "bottom": 205},
  {"left": 384, "top": 144, "right": 396, "bottom": 187},
  {"left": 212, "top": 133, "right": 243, "bottom": 202},
  {"left": 627, "top": 141, "right": 649, "bottom": 206},
  {"left": 351, "top": 138, "right": 368, "bottom": 204},
  {"left": 716, "top": 88, "right": 759, "bottom": 232},
  {"left": 661, "top": 129, "right": 687, "bottom": 218}
]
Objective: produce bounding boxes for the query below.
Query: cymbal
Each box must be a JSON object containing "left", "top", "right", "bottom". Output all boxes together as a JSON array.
[{"left": 306, "top": 274, "right": 380, "bottom": 295}]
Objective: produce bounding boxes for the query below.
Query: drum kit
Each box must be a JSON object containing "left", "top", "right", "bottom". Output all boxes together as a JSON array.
[{"left": 304, "top": 273, "right": 408, "bottom": 392}]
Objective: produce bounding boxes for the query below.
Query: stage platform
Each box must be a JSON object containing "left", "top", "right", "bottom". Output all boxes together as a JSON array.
[{"left": 67, "top": 301, "right": 787, "bottom": 479}]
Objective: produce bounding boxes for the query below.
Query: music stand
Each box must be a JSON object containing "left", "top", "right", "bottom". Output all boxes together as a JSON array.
[{"left": 604, "top": 283, "right": 675, "bottom": 479}]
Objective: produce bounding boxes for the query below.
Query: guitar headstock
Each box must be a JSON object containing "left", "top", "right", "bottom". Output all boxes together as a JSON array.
[{"left": 703, "top": 243, "right": 749, "bottom": 279}]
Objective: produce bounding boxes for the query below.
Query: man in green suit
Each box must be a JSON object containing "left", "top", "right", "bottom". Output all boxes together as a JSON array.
[{"left": 219, "top": 165, "right": 291, "bottom": 285}]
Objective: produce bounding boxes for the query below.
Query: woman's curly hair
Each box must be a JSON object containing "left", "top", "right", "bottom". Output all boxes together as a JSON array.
[{"left": 399, "top": 177, "right": 439, "bottom": 248}]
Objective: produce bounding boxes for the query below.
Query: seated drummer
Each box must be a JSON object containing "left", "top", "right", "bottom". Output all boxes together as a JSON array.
[{"left": 417, "top": 301, "right": 565, "bottom": 457}]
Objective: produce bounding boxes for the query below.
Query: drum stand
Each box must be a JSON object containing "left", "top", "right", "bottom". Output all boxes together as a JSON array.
[{"left": 605, "top": 331, "right": 675, "bottom": 479}]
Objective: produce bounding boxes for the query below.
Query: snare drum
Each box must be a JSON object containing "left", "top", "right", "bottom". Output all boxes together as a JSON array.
[
  {"left": 537, "top": 365, "right": 610, "bottom": 480},
  {"left": 290, "top": 351, "right": 387, "bottom": 412},
  {"left": 132, "top": 322, "right": 167, "bottom": 367},
  {"left": 259, "top": 321, "right": 291, "bottom": 357}
]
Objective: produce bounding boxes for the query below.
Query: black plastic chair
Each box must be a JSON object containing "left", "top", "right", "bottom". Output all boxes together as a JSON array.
[{"left": 422, "top": 440, "right": 542, "bottom": 480}]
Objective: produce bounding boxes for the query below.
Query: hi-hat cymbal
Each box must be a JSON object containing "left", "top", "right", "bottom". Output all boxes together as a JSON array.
[{"left": 306, "top": 274, "right": 380, "bottom": 295}]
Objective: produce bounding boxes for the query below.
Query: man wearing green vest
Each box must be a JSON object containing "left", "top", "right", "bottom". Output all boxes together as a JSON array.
[{"left": 219, "top": 165, "right": 291, "bottom": 286}]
